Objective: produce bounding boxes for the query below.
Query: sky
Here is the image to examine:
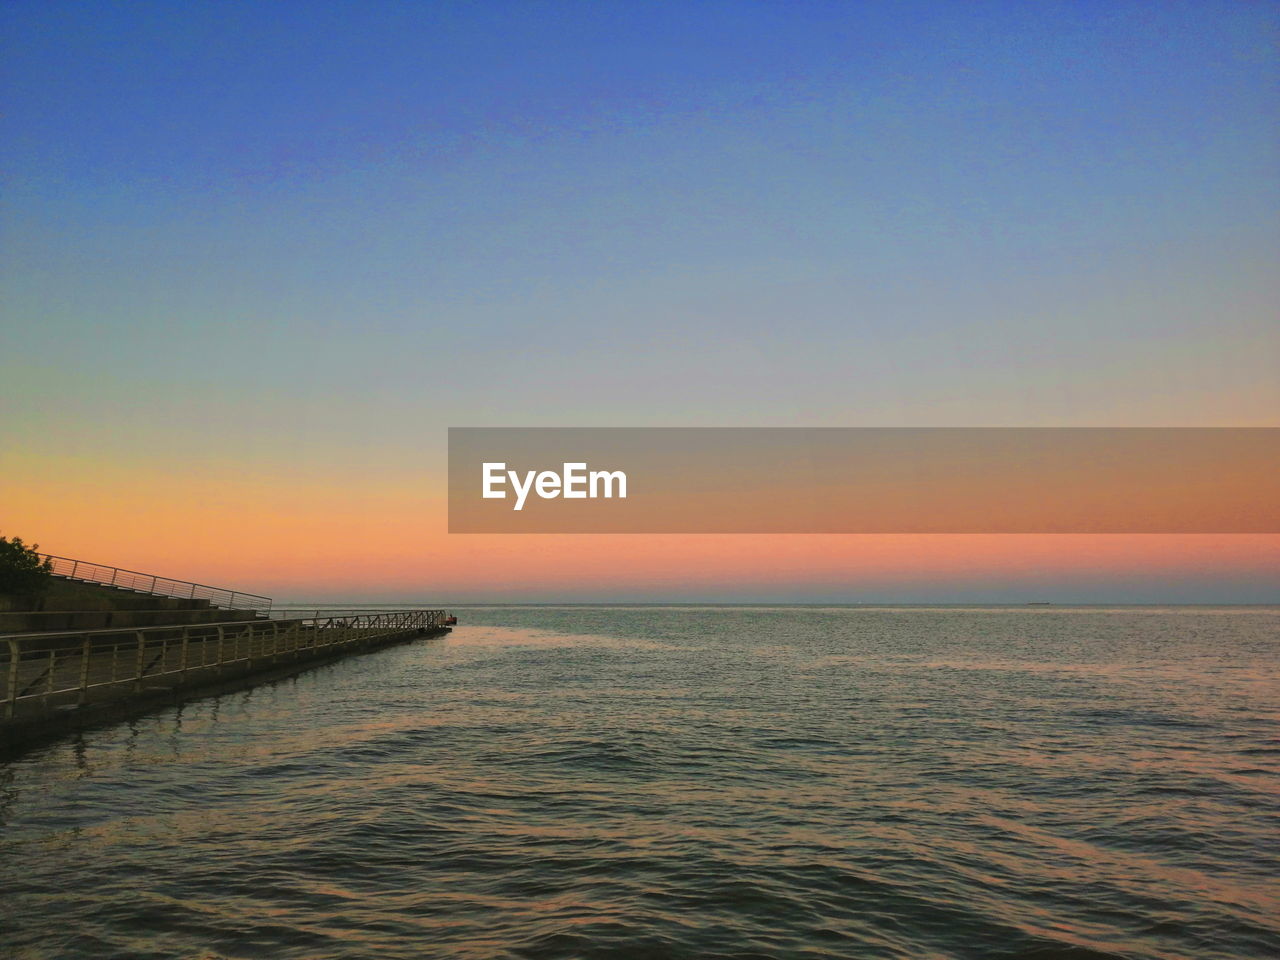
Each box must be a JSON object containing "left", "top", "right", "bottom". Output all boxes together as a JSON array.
[{"left": 2, "top": 1, "right": 1277, "bottom": 602}]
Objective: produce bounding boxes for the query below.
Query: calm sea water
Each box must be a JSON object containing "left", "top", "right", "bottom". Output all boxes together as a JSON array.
[{"left": 1, "top": 606, "right": 1277, "bottom": 960}]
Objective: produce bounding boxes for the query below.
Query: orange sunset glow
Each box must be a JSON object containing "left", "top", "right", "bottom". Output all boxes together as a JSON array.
[{"left": 4, "top": 472, "right": 1275, "bottom": 601}]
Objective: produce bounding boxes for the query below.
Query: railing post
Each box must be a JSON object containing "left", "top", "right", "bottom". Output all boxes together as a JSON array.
[
  {"left": 79, "top": 635, "right": 92, "bottom": 703},
  {"left": 215, "top": 625, "right": 224, "bottom": 672},
  {"left": 134, "top": 631, "right": 146, "bottom": 691},
  {"left": 180, "top": 627, "right": 189, "bottom": 677},
  {"left": 71, "top": 559, "right": 79, "bottom": 579},
  {"left": 5, "top": 639, "right": 19, "bottom": 719}
]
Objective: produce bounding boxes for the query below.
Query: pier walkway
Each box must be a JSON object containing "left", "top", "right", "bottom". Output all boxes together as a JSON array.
[
  {"left": 1, "top": 610, "right": 451, "bottom": 751},
  {"left": 1, "top": 555, "right": 451, "bottom": 753}
]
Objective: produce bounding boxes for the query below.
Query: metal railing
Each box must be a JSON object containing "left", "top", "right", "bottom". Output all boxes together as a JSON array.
[
  {"left": 39, "top": 554, "right": 273, "bottom": 612},
  {"left": 3, "top": 610, "right": 449, "bottom": 719},
  {"left": 267, "top": 607, "right": 447, "bottom": 620}
]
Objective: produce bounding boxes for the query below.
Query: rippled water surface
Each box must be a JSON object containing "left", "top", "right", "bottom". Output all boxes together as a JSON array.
[{"left": 2, "top": 606, "right": 1278, "bottom": 959}]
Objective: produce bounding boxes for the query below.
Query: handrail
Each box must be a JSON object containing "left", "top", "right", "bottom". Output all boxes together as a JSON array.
[
  {"left": 38, "top": 554, "right": 273, "bottom": 612},
  {"left": 3, "top": 610, "right": 450, "bottom": 718},
  {"left": 267, "top": 607, "right": 447, "bottom": 620}
]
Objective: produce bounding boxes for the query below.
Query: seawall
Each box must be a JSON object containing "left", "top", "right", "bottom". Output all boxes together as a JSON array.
[{"left": 2, "top": 617, "right": 451, "bottom": 758}]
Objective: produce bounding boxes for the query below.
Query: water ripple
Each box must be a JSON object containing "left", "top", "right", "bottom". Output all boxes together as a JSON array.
[{"left": 2, "top": 607, "right": 1278, "bottom": 959}]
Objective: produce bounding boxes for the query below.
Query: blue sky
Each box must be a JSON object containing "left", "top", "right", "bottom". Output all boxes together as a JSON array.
[{"left": 3, "top": 2, "right": 1277, "bottom": 560}]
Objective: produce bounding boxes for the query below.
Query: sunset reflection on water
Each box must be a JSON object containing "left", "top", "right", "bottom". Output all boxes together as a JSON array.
[{"left": 2, "top": 606, "right": 1277, "bottom": 959}]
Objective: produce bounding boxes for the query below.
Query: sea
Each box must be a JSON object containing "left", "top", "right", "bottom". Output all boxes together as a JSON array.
[{"left": 1, "top": 605, "right": 1277, "bottom": 960}]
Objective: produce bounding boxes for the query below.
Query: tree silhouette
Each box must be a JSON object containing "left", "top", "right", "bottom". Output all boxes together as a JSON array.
[{"left": 0, "top": 535, "right": 54, "bottom": 597}]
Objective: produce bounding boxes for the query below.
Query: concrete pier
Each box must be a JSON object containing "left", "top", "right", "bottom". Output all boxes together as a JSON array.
[{"left": 2, "top": 610, "right": 451, "bottom": 756}]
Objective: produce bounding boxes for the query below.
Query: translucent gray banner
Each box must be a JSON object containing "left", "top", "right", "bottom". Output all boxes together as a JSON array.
[{"left": 448, "top": 428, "right": 1279, "bottom": 533}]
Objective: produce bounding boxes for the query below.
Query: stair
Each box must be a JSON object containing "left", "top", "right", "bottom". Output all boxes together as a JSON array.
[{"left": 1, "top": 562, "right": 272, "bottom": 635}]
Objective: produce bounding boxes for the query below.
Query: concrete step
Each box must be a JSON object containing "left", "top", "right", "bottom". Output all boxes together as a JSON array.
[
  {"left": 0, "top": 608, "right": 268, "bottom": 634},
  {"left": 52, "top": 577, "right": 214, "bottom": 609}
]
